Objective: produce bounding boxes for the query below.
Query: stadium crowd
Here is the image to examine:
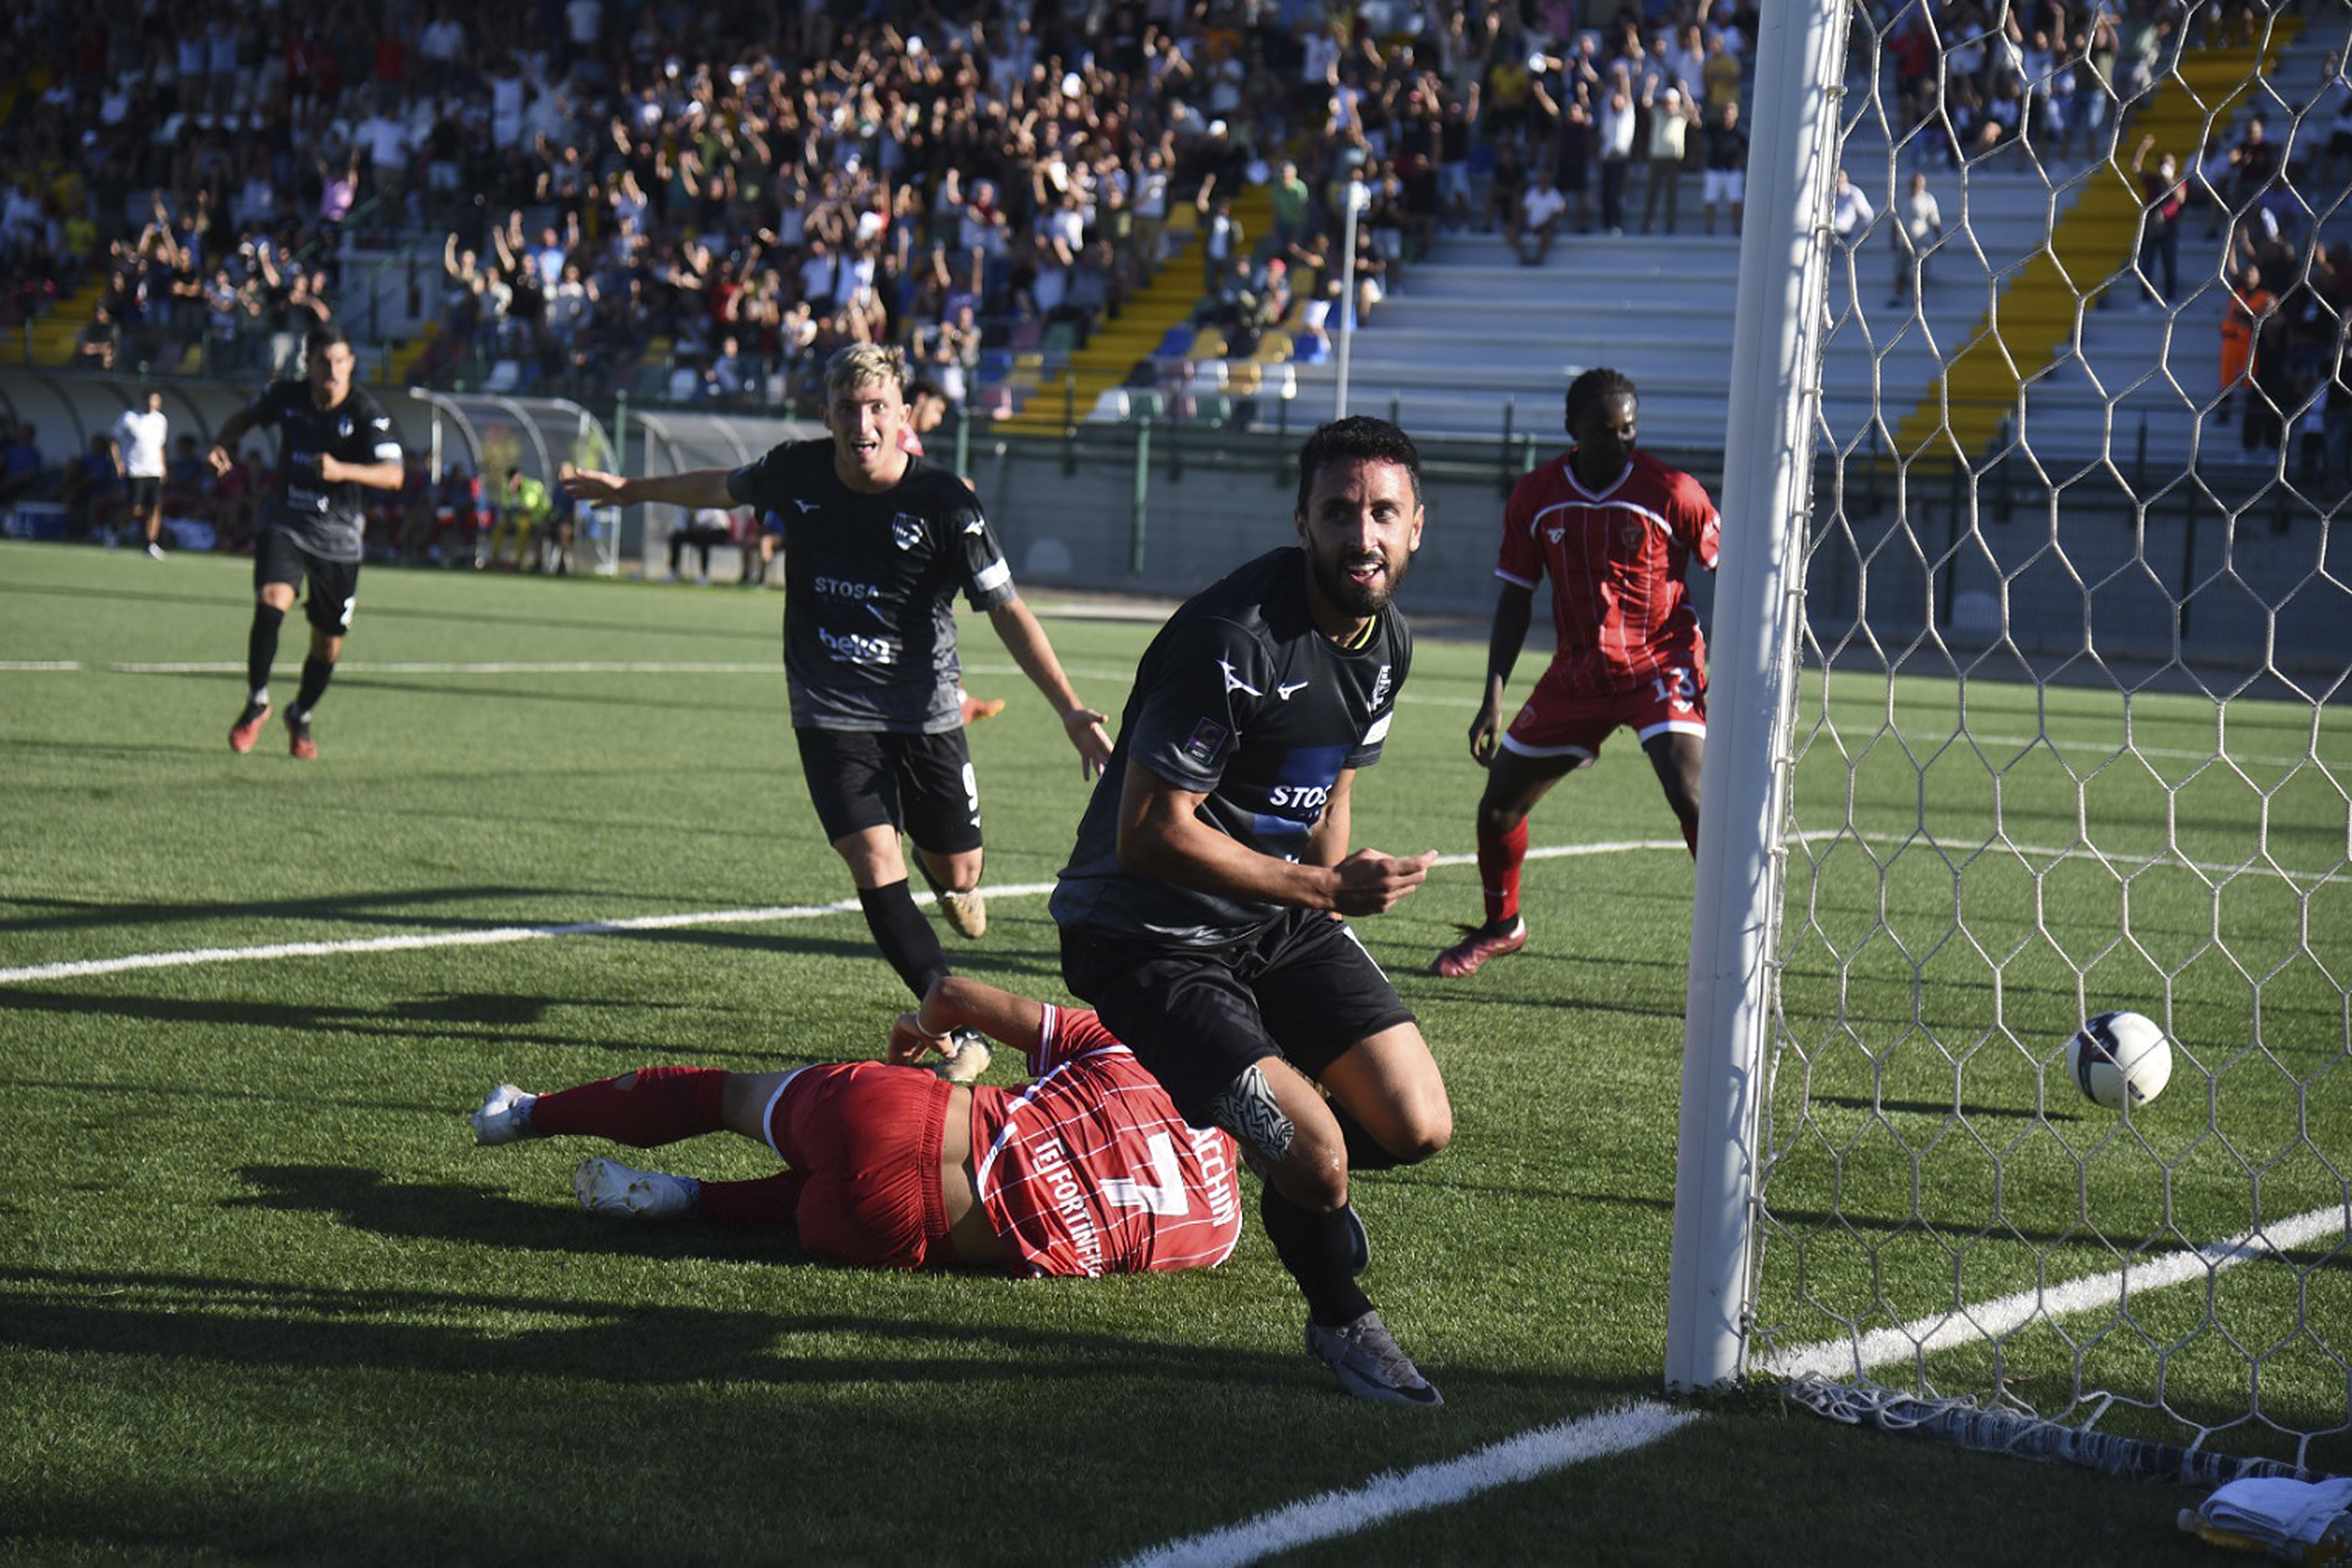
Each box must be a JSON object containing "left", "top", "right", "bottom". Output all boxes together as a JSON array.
[{"left": 3, "top": 0, "right": 2349, "bottom": 543}]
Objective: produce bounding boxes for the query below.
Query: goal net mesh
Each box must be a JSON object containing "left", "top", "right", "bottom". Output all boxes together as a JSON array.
[{"left": 1740, "top": 0, "right": 2350, "bottom": 1478}]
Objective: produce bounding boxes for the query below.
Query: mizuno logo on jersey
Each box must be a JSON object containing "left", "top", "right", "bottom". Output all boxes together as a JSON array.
[
  {"left": 1276, "top": 680, "right": 1309, "bottom": 700},
  {"left": 793, "top": 498, "right": 820, "bottom": 513},
  {"left": 1219, "top": 659, "right": 1260, "bottom": 697}
]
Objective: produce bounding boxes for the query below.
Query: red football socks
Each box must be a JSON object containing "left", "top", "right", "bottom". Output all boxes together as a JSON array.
[
  {"left": 528, "top": 1066, "right": 726, "bottom": 1147},
  {"left": 694, "top": 1170, "right": 808, "bottom": 1227},
  {"left": 1476, "top": 818, "right": 1529, "bottom": 928}
]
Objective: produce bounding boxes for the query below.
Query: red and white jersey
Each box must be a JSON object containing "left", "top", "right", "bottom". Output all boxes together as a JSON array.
[
  {"left": 969, "top": 1006, "right": 1245, "bottom": 1277},
  {"left": 1496, "top": 448, "right": 1720, "bottom": 697}
]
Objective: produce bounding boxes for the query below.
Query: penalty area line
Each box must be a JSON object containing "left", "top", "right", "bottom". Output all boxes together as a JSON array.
[
  {"left": 1113, "top": 1400, "right": 1700, "bottom": 1568},
  {"left": 0, "top": 842, "right": 1681, "bottom": 986}
]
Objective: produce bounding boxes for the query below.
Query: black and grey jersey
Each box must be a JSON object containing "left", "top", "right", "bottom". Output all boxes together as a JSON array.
[
  {"left": 243, "top": 380, "right": 402, "bottom": 563},
  {"left": 1051, "top": 546, "right": 1412, "bottom": 945},
  {"left": 728, "top": 440, "right": 1018, "bottom": 733}
]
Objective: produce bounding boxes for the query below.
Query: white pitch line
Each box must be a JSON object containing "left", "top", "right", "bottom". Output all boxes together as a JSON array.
[
  {"left": 1113, "top": 1400, "right": 1701, "bottom": 1568},
  {"left": 1765, "top": 1203, "right": 2351, "bottom": 1383},
  {"left": 0, "top": 845, "right": 1680, "bottom": 987}
]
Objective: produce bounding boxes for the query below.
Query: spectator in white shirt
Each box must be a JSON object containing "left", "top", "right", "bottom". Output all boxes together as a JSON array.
[
  {"left": 1888, "top": 171, "right": 1943, "bottom": 309},
  {"left": 1516, "top": 167, "right": 1569, "bottom": 265},
  {"left": 1830, "top": 166, "right": 1875, "bottom": 248}
]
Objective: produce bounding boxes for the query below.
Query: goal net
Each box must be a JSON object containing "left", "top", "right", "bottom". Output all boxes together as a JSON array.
[{"left": 1668, "top": 0, "right": 2350, "bottom": 1481}]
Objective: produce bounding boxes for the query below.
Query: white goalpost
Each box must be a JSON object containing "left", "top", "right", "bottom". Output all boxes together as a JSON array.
[{"left": 1667, "top": 0, "right": 2351, "bottom": 1482}]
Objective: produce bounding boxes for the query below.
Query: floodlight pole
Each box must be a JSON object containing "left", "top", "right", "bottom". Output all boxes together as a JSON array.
[
  {"left": 1663, "top": 0, "right": 1846, "bottom": 1393},
  {"left": 1334, "top": 176, "right": 1367, "bottom": 420}
]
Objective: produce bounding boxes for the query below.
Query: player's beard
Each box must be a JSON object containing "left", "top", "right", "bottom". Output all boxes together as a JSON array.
[{"left": 1305, "top": 533, "right": 1408, "bottom": 619}]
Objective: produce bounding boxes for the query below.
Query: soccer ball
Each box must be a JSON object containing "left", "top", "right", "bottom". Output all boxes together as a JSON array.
[{"left": 2064, "top": 1010, "right": 2174, "bottom": 1109}]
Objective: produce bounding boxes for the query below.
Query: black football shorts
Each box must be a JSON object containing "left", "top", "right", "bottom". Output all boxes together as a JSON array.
[
  {"left": 1059, "top": 908, "right": 1417, "bottom": 1127},
  {"left": 795, "top": 725, "right": 982, "bottom": 854},
  {"left": 253, "top": 530, "right": 360, "bottom": 636}
]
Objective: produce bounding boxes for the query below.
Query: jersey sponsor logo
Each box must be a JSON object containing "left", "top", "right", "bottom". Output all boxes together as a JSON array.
[
  {"left": 814, "top": 574, "right": 882, "bottom": 601},
  {"left": 1027, "top": 1137, "right": 1106, "bottom": 1274},
  {"left": 1218, "top": 659, "right": 1260, "bottom": 697},
  {"left": 1252, "top": 742, "right": 1348, "bottom": 840},
  {"left": 891, "top": 513, "right": 924, "bottom": 551},
  {"left": 1276, "top": 679, "right": 1309, "bottom": 700},
  {"left": 1182, "top": 717, "right": 1228, "bottom": 766},
  {"left": 819, "top": 626, "right": 899, "bottom": 666}
]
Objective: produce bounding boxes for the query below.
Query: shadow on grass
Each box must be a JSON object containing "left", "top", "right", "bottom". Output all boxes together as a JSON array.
[
  {"left": 0, "top": 986, "right": 636, "bottom": 1041},
  {"left": 0, "top": 1252, "right": 1640, "bottom": 1406},
  {"left": 1811, "top": 1092, "right": 2059, "bottom": 1122},
  {"left": 227, "top": 1162, "right": 804, "bottom": 1265},
  {"left": 0, "top": 1253, "right": 1652, "bottom": 1565}
]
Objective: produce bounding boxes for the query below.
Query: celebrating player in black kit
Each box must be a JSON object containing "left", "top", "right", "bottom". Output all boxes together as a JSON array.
[
  {"left": 210, "top": 326, "right": 406, "bottom": 760},
  {"left": 1051, "top": 416, "right": 1451, "bottom": 1405},
  {"left": 564, "top": 345, "right": 1113, "bottom": 1041}
]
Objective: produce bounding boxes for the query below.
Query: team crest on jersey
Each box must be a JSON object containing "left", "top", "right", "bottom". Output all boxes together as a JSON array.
[
  {"left": 1369, "top": 663, "right": 1392, "bottom": 711},
  {"left": 1182, "top": 718, "right": 1229, "bottom": 766},
  {"left": 1620, "top": 518, "right": 1645, "bottom": 551},
  {"left": 891, "top": 513, "right": 924, "bottom": 551},
  {"left": 337, "top": 415, "right": 353, "bottom": 440}
]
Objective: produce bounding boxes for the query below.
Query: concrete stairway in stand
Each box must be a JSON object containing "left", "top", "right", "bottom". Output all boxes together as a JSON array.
[{"left": 991, "top": 180, "right": 1273, "bottom": 437}]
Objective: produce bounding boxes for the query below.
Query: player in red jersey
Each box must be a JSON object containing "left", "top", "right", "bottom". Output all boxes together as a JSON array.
[
  {"left": 1433, "top": 367, "right": 1721, "bottom": 978},
  {"left": 467, "top": 976, "right": 1244, "bottom": 1277}
]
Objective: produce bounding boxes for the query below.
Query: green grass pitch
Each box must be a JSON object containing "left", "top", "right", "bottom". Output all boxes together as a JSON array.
[{"left": 1, "top": 539, "right": 2340, "bottom": 1566}]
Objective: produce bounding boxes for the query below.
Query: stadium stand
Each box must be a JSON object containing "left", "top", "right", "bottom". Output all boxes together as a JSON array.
[{"left": 2, "top": 0, "right": 2343, "bottom": 483}]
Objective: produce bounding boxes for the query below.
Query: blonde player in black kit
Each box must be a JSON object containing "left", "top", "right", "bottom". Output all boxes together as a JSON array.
[
  {"left": 564, "top": 346, "right": 1113, "bottom": 1066},
  {"left": 210, "top": 326, "right": 406, "bottom": 760},
  {"left": 1052, "top": 416, "right": 1450, "bottom": 1405}
]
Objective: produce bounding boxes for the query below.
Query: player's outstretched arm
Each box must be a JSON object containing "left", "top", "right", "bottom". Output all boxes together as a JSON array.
[
  {"left": 560, "top": 466, "right": 737, "bottom": 510},
  {"left": 984, "top": 598, "right": 1113, "bottom": 778},
  {"left": 888, "top": 976, "right": 1047, "bottom": 1066}
]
